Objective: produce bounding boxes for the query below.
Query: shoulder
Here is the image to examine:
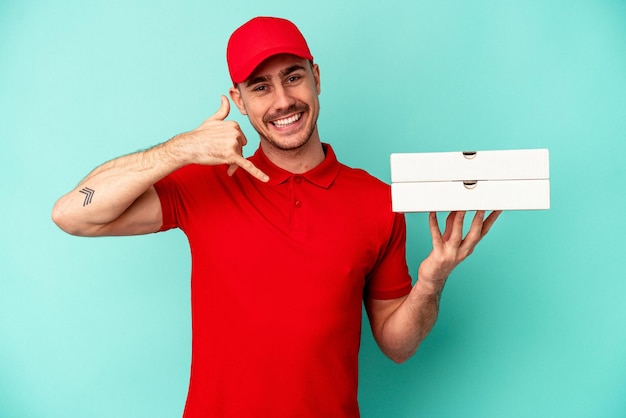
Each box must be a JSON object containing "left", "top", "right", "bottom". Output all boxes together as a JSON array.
[
  {"left": 169, "top": 163, "right": 221, "bottom": 180},
  {"left": 159, "top": 163, "right": 229, "bottom": 188},
  {"left": 330, "top": 163, "right": 398, "bottom": 230},
  {"left": 155, "top": 164, "right": 234, "bottom": 207},
  {"left": 336, "top": 162, "right": 391, "bottom": 196}
]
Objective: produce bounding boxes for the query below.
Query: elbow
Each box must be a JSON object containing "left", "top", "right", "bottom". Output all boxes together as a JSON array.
[
  {"left": 387, "top": 348, "right": 416, "bottom": 364},
  {"left": 373, "top": 328, "right": 420, "bottom": 364},
  {"left": 51, "top": 205, "right": 74, "bottom": 235},
  {"left": 379, "top": 342, "right": 418, "bottom": 364},
  {"left": 51, "top": 203, "right": 67, "bottom": 230},
  {"left": 51, "top": 203, "right": 88, "bottom": 236},
  {"left": 390, "top": 354, "right": 410, "bottom": 365}
]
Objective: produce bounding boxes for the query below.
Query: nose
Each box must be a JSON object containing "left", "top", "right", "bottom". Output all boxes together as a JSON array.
[{"left": 272, "top": 85, "right": 295, "bottom": 113}]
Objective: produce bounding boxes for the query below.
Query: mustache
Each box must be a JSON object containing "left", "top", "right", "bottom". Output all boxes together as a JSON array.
[{"left": 263, "top": 103, "right": 309, "bottom": 123}]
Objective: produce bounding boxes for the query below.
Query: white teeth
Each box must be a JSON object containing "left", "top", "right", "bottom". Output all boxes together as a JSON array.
[{"left": 272, "top": 113, "right": 301, "bottom": 127}]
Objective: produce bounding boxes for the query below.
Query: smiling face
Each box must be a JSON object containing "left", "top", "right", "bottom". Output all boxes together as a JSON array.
[{"left": 230, "top": 54, "right": 321, "bottom": 153}]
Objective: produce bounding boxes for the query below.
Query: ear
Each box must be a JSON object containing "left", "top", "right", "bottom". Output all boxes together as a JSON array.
[
  {"left": 229, "top": 86, "right": 247, "bottom": 115},
  {"left": 312, "top": 63, "right": 321, "bottom": 95}
]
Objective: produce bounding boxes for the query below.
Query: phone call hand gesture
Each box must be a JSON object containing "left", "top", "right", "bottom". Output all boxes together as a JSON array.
[{"left": 171, "top": 95, "right": 269, "bottom": 182}]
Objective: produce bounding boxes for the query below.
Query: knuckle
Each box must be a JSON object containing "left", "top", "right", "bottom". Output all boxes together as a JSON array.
[{"left": 225, "top": 120, "right": 240, "bottom": 130}]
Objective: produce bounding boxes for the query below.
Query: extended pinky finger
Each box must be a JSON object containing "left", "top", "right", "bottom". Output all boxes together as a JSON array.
[{"left": 235, "top": 157, "right": 270, "bottom": 182}]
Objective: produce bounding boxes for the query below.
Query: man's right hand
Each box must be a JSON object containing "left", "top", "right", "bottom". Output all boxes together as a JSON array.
[
  {"left": 52, "top": 95, "right": 269, "bottom": 237},
  {"left": 169, "top": 95, "right": 269, "bottom": 182}
]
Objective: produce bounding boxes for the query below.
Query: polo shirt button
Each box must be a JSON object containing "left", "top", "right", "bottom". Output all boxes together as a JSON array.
[
  {"left": 295, "top": 200, "right": 302, "bottom": 208},
  {"left": 294, "top": 176, "right": 302, "bottom": 184}
]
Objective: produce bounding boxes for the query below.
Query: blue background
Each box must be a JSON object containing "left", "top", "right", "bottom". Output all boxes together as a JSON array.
[{"left": 2, "top": 1, "right": 625, "bottom": 417}]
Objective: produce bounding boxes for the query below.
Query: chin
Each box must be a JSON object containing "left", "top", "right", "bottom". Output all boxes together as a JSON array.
[
  {"left": 261, "top": 125, "right": 317, "bottom": 152},
  {"left": 264, "top": 136, "right": 310, "bottom": 152}
]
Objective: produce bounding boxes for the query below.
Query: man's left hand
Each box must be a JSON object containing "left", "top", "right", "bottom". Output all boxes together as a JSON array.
[{"left": 418, "top": 210, "right": 502, "bottom": 292}]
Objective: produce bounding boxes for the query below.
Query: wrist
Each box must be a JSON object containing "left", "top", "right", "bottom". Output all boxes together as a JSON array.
[
  {"left": 157, "top": 134, "right": 194, "bottom": 168},
  {"left": 417, "top": 262, "right": 448, "bottom": 295},
  {"left": 414, "top": 275, "right": 446, "bottom": 297}
]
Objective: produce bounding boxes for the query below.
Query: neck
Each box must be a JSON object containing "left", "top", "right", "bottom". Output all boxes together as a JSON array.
[{"left": 260, "top": 129, "right": 325, "bottom": 174}]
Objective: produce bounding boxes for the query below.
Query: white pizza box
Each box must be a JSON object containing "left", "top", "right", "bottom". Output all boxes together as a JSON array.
[{"left": 390, "top": 149, "right": 550, "bottom": 212}]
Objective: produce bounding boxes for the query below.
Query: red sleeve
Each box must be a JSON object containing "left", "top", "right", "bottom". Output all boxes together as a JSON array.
[
  {"left": 364, "top": 212, "right": 413, "bottom": 300},
  {"left": 154, "top": 174, "right": 181, "bottom": 232}
]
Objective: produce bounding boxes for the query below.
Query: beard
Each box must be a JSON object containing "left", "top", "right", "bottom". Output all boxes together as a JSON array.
[{"left": 255, "top": 103, "right": 317, "bottom": 151}]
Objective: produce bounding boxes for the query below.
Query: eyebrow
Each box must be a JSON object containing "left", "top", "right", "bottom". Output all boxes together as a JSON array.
[
  {"left": 280, "top": 64, "right": 307, "bottom": 77},
  {"left": 245, "top": 75, "right": 271, "bottom": 87},
  {"left": 245, "top": 64, "right": 307, "bottom": 87}
]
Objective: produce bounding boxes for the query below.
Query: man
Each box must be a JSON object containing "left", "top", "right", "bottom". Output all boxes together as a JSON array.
[{"left": 52, "top": 16, "right": 500, "bottom": 418}]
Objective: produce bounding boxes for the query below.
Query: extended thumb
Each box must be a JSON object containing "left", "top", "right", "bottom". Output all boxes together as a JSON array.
[{"left": 207, "top": 95, "right": 230, "bottom": 121}]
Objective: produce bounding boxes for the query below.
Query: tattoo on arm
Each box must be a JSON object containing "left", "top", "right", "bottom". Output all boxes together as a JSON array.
[{"left": 79, "top": 187, "right": 95, "bottom": 206}]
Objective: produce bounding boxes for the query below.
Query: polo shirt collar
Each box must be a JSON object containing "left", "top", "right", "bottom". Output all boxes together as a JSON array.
[{"left": 250, "top": 143, "right": 341, "bottom": 189}]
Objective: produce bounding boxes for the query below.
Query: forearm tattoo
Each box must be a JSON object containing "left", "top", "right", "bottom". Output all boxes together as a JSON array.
[{"left": 79, "top": 187, "right": 95, "bottom": 206}]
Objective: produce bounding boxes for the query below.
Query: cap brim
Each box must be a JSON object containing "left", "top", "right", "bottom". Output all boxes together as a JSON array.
[{"left": 231, "top": 48, "right": 314, "bottom": 84}]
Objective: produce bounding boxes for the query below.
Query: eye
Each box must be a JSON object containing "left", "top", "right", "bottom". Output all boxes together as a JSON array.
[
  {"left": 287, "top": 75, "right": 301, "bottom": 84},
  {"left": 253, "top": 85, "right": 267, "bottom": 92}
]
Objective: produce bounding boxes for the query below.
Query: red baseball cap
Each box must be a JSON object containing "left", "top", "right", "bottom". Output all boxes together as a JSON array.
[{"left": 227, "top": 16, "right": 314, "bottom": 84}]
